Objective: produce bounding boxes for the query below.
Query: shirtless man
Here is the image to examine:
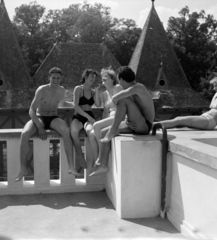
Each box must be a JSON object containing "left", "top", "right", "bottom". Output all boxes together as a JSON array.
[
  {"left": 156, "top": 77, "right": 217, "bottom": 130},
  {"left": 15, "top": 67, "right": 78, "bottom": 182},
  {"left": 89, "top": 66, "right": 155, "bottom": 176}
]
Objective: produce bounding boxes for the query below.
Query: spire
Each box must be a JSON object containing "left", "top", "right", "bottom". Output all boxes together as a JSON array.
[
  {"left": 0, "top": 0, "right": 34, "bottom": 107},
  {"left": 128, "top": 0, "right": 209, "bottom": 108}
]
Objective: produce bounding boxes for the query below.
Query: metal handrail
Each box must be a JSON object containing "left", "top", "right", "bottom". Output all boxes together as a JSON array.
[{"left": 152, "top": 123, "right": 168, "bottom": 218}]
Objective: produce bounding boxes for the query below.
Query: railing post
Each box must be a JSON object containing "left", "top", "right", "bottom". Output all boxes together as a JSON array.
[
  {"left": 60, "top": 138, "right": 75, "bottom": 186},
  {"left": 7, "top": 139, "right": 23, "bottom": 188},
  {"left": 33, "top": 138, "right": 50, "bottom": 187},
  {"left": 152, "top": 123, "right": 168, "bottom": 218}
]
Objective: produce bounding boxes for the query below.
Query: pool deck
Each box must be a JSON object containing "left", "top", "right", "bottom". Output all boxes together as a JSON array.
[
  {"left": 0, "top": 191, "right": 185, "bottom": 240},
  {"left": 1, "top": 127, "right": 217, "bottom": 240}
]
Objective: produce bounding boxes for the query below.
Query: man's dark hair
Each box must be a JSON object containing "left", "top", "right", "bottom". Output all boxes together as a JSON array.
[
  {"left": 116, "top": 66, "right": 135, "bottom": 82},
  {"left": 49, "top": 67, "right": 62, "bottom": 76},
  {"left": 80, "top": 68, "right": 98, "bottom": 84}
]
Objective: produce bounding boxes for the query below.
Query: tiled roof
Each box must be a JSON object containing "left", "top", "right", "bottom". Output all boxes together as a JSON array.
[
  {"left": 129, "top": 2, "right": 209, "bottom": 108},
  {"left": 0, "top": 0, "right": 33, "bottom": 108},
  {"left": 33, "top": 42, "right": 121, "bottom": 101}
]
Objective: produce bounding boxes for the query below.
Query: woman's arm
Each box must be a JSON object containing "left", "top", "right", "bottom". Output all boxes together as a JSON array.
[
  {"left": 100, "top": 91, "right": 108, "bottom": 119},
  {"left": 58, "top": 88, "right": 74, "bottom": 108},
  {"left": 93, "top": 86, "right": 101, "bottom": 107},
  {"left": 113, "top": 84, "right": 123, "bottom": 95}
]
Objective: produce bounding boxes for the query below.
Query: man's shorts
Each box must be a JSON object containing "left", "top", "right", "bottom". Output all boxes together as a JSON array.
[{"left": 37, "top": 115, "right": 59, "bottom": 129}]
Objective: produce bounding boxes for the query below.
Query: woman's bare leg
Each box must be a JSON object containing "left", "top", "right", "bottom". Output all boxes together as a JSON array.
[
  {"left": 158, "top": 116, "right": 208, "bottom": 129},
  {"left": 85, "top": 122, "right": 99, "bottom": 161},
  {"left": 51, "top": 118, "right": 79, "bottom": 176},
  {"left": 70, "top": 120, "right": 87, "bottom": 169}
]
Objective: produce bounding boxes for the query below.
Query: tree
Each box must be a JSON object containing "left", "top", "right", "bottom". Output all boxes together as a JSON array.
[
  {"left": 166, "top": 6, "right": 217, "bottom": 97},
  {"left": 104, "top": 18, "right": 142, "bottom": 65},
  {"left": 12, "top": 1, "right": 142, "bottom": 74},
  {"left": 13, "top": 1, "right": 51, "bottom": 76}
]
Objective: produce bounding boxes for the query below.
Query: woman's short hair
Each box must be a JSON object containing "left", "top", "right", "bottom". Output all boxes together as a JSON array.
[
  {"left": 80, "top": 69, "right": 98, "bottom": 84},
  {"left": 101, "top": 67, "right": 117, "bottom": 85},
  {"left": 210, "top": 77, "right": 217, "bottom": 85}
]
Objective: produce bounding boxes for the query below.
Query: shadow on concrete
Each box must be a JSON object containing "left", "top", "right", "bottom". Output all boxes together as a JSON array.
[
  {"left": 0, "top": 190, "right": 114, "bottom": 211},
  {"left": 0, "top": 236, "right": 12, "bottom": 240},
  {"left": 125, "top": 216, "right": 181, "bottom": 234}
]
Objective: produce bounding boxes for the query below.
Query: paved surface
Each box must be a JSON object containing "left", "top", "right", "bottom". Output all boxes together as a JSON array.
[{"left": 0, "top": 190, "right": 186, "bottom": 240}]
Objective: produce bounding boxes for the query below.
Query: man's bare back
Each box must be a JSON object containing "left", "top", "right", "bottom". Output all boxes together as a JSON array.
[{"left": 129, "top": 83, "right": 155, "bottom": 124}]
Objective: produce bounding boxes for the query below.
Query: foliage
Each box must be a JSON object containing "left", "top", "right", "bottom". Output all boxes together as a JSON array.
[
  {"left": 104, "top": 18, "right": 141, "bottom": 66},
  {"left": 166, "top": 6, "right": 217, "bottom": 98},
  {"left": 12, "top": 2, "right": 217, "bottom": 101},
  {"left": 12, "top": 1, "right": 141, "bottom": 76}
]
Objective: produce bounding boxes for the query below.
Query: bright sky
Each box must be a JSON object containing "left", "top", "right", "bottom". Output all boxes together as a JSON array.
[{"left": 4, "top": 0, "right": 217, "bottom": 28}]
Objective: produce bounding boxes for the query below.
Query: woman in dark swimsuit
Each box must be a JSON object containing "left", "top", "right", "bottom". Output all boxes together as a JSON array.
[{"left": 70, "top": 69, "right": 101, "bottom": 169}]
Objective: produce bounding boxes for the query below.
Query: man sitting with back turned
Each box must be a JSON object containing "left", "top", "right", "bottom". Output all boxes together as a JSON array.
[
  {"left": 90, "top": 66, "right": 155, "bottom": 176},
  {"left": 15, "top": 67, "right": 79, "bottom": 182}
]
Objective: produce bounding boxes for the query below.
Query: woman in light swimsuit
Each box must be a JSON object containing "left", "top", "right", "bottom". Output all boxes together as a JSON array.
[
  {"left": 89, "top": 67, "right": 122, "bottom": 172},
  {"left": 70, "top": 69, "right": 101, "bottom": 169},
  {"left": 156, "top": 77, "right": 217, "bottom": 130}
]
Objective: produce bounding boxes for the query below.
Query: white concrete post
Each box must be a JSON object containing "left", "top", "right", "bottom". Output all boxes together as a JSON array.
[
  {"left": 33, "top": 138, "right": 50, "bottom": 187},
  {"left": 105, "top": 136, "right": 162, "bottom": 219},
  {"left": 7, "top": 139, "right": 23, "bottom": 188},
  {"left": 60, "top": 138, "right": 75, "bottom": 186}
]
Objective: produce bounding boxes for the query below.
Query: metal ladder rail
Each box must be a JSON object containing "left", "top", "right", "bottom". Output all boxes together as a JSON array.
[{"left": 152, "top": 123, "right": 168, "bottom": 218}]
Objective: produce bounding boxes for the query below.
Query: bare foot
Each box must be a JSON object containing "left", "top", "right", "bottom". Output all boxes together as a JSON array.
[
  {"left": 15, "top": 169, "right": 28, "bottom": 182},
  {"left": 89, "top": 166, "right": 109, "bottom": 177},
  {"left": 89, "top": 160, "right": 100, "bottom": 174},
  {"left": 100, "top": 129, "right": 118, "bottom": 143},
  {"left": 68, "top": 168, "right": 80, "bottom": 176}
]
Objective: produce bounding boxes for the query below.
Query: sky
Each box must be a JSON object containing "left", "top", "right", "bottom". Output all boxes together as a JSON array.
[{"left": 4, "top": 0, "right": 217, "bottom": 28}]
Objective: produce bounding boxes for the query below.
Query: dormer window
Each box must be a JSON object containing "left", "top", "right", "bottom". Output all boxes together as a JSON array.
[{"left": 158, "top": 79, "right": 166, "bottom": 87}]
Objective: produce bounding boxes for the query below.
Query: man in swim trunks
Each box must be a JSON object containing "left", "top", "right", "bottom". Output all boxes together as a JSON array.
[
  {"left": 89, "top": 66, "right": 155, "bottom": 176},
  {"left": 15, "top": 67, "right": 79, "bottom": 182},
  {"left": 154, "top": 77, "right": 217, "bottom": 130}
]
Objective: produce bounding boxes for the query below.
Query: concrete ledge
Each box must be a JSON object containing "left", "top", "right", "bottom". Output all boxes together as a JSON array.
[
  {"left": 165, "top": 127, "right": 217, "bottom": 239},
  {"left": 0, "top": 128, "right": 105, "bottom": 195},
  {"left": 105, "top": 134, "right": 163, "bottom": 219},
  {"left": 0, "top": 128, "right": 87, "bottom": 139}
]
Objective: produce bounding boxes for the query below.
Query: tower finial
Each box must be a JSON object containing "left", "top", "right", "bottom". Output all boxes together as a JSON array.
[{"left": 151, "top": 0, "right": 155, "bottom": 7}]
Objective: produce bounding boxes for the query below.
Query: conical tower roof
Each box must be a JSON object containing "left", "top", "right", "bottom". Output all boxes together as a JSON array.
[
  {"left": 129, "top": 0, "right": 209, "bottom": 108},
  {"left": 0, "top": 0, "right": 33, "bottom": 107}
]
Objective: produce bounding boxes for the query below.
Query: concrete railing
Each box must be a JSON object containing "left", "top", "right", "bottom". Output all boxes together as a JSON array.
[{"left": 0, "top": 129, "right": 104, "bottom": 195}]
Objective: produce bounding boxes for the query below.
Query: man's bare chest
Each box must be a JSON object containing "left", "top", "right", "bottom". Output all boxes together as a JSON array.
[{"left": 41, "top": 91, "right": 62, "bottom": 106}]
